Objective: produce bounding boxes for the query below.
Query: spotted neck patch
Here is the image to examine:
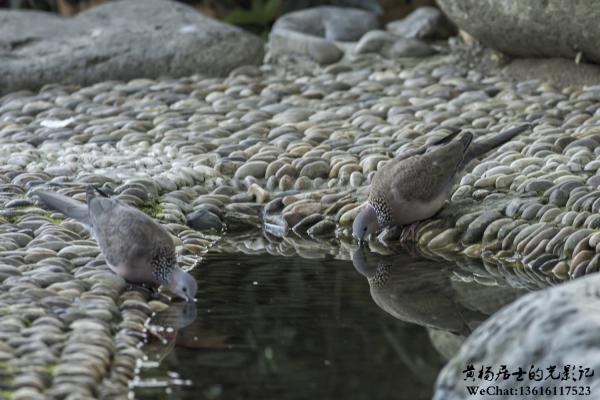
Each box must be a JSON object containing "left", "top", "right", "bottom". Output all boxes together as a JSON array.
[
  {"left": 370, "top": 263, "right": 391, "bottom": 288},
  {"left": 369, "top": 195, "right": 392, "bottom": 227},
  {"left": 151, "top": 246, "right": 176, "bottom": 285}
]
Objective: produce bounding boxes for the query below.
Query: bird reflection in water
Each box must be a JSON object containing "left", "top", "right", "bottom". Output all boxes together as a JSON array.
[
  {"left": 144, "top": 302, "right": 197, "bottom": 367},
  {"left": 145, "top": 302, "right": 229, "bottom": 365},
  {"left": 351, "top": 246, "right": 527, "bottom": 338},
  {"left": 148, "top": 302, "right": 197, "bottom": 341}
]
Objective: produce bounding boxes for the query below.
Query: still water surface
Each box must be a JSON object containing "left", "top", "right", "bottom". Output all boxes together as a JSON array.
[{"left": 134, "top": 245, "right": 528, "bottom": 400}]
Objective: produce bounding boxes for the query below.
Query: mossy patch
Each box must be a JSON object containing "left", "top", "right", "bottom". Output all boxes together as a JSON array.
[
  {"left": 39, "top": 211, "right": 62, "bottom": 224},
  {"left": 2, "top": 201, "right": 63, "bottom": 224},
  {"left": 0, "top": 390, "right": 13, "bottom": 399},
  {"left": 3, "top": 215, "right": 19, "bottom": 224},
  {"left": 47, "top": 363, "right": 57, "bottom": 375},
  {"left": 139, "top": 197, "right": 163, "bottom": 218},
  {"left": 3, "top": 209, "right": 61, "bottom": 225}
]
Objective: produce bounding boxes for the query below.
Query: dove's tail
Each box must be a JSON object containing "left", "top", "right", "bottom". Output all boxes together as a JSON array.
[
  {"left": 431, "top": 127, "right": 462, "bottom": 146},
  {"left": 87, "top": 185, "right": 110, "bottom": 199},
  {"left": 459, "top": 131, "right": 473, "bottom": 151},
  {"left": 455, "top": 132, "right": 474, "bottom": 168},
  {"left": 462, "top": 122, "right": 532, "bottom": 167},
  {"left": 35, "top": 190, "right": 90, "bottom": 226}
]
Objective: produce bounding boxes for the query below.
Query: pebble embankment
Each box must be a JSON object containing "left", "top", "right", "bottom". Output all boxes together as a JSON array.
[{"left": 1, "top": 53, "right": 599, "bottom": 397}]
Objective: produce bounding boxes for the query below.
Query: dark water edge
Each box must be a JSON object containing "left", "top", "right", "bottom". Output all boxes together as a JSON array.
[{"left": 133, "top": 244, "right": 529, "bottom": 400}]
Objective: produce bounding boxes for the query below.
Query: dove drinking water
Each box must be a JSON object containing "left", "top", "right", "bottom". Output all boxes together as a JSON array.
[
  {"left": 36, "top": 186, "right": 197, "bottom": 302},
  {"left": 353, "top": 123, "right": 532, "bottom": 242}
]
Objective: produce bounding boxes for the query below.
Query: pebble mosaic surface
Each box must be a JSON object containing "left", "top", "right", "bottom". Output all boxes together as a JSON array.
[{"left": 1, "top": 52, "right": 600, "bottom": 398}]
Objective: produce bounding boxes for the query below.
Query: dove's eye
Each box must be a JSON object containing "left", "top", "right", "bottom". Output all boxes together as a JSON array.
[
  {"left": 183, "top": 287, "right": 187, "bottom": 292},
  {"left": 363, "top": 227, "right": 367, "bottom": 232}
]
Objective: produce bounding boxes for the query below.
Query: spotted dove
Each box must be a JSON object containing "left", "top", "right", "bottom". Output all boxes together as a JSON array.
[
  {"left": 353, "top": 123, "right": 532, "bottom": 242},
  {"left": 36, "top": 186, "right": 197, "bottom": 301}
]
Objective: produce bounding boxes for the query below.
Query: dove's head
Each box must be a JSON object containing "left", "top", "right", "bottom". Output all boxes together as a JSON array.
[
  {"left": 353, "top": 205, "right": 380, "bottom": 243},
  {"left": 168, "top": 268, "right": 198, "bottom": 302}
]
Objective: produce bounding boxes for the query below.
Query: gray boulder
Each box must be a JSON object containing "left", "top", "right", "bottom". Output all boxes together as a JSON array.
[
  {"left": 386, "top": 6, "right": 455, "bottom": 39},
  {"left": 268, "top": 29, "right": 344, "bottom": 65},
  {"left": 354, "top": 30, "right": 436, "bottom": 58},
  {"left": 272, "top": 6, "right": 379, "bottom": 42},
  {"left": 269, "top": 6, "right": 379, "bottom": 64},
  {"left": 0, "top": 0, "right": 264, "bottom": 94},
  {"left": 437, "top": 0, "right": 600, "bottom": 63},
  {"left": 434, "top": 273, "right": 600, "bottom": 399}
]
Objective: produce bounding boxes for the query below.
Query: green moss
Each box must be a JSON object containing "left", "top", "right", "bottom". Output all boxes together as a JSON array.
[
  {"left": 139, "top": 197, "right": 163, "bottom": 218},
  {"left": 2, "top": 201, "right": 63, "bottom": 224},
  {"left": 3, "top": 210, "right": 61, "bottom": 225},
  {"left": 47, "top": 363, "right": 57, "bottom": 375},
  {"left": 39, "top": 211, "right": 62, "bottom": 224},
  {"left": 0, "top": 390, "right": 12, "bottom": 399},
  {"left": 224, "top": 0, "right": 282, "bottom": 37},
  {"left": 3, "top": 215, "right": 20, "bottom": 224}
]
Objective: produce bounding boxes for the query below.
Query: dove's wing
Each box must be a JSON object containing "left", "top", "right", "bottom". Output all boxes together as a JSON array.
[
  {"left": 390, "top": 139, "right": 467, "bottom": 203},
  {"left": 87, "top": 195, "right": 173, "bottom": 283},
  {"left": 371, "top": 134, "right": 471, "bottom": 225},
  {"left": 394, "top": 128, "right": 462, "bottom": 162}
]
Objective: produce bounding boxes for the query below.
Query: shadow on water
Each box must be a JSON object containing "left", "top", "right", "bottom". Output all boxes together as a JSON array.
[{"left": 133, "top": 240, "right": 530, "bottom": 400}]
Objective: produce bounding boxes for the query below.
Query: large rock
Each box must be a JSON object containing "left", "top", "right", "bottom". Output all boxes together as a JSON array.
[
  {"left": 354, "top": 30, "right": 436, "bottom": 58},
  {"left": 269, "top": 6, "right": 379, "bottom": 64},
  {"left": 272, "top": 6, "right": 379, "bottom": 42},
  {"left": 386, "top": 6, "right": 455, "bottom": 39},
  {"left": 0, "top": 0, "right": 264, "bottom": 94},
  {"left": 437, "top": 0, "right": 600, "bottom": 63},
  {"left": 434, "top": 273, "right": 600, "bottom": 399}
]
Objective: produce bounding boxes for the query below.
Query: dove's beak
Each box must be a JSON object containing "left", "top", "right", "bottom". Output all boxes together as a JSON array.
[{"left": 354, "top": 231, "right": 366, "bottom": 246}]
